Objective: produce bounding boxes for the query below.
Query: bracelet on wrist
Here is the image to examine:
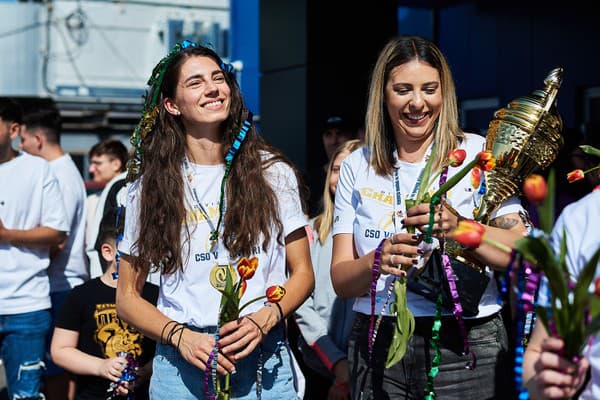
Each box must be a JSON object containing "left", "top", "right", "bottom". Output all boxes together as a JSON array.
[
  {"left": 161, "top": 321, "right": 186, "bottom": 350},
  {"left": 245, "top": 315, "right": 266, "bottom": 338},
  {"left": 264, "top": 301, "right": 284, "bottom": 321},
  {"left": 264, "top": 303, "right": 280, "bottom": 322}
]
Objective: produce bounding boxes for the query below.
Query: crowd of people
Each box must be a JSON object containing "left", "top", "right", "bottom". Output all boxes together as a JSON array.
[{"left": 1, "top": 33, "right": 599, "bottom": 400}]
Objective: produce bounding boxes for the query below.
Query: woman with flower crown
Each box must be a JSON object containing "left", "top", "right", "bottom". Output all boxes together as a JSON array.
[
  {"left": 115, "top": 41, "right": 314, "bottom": 399},
  {"left": 330, "top": 35, "right": 530, "bottom": 399}
]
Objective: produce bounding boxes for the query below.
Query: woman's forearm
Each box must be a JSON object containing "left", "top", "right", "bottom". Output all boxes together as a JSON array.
[
  {"left": 331, "top": 233, "right": 375, "bottom": 298},
  {"left": 280, "top": 231, "right": 315, "bottom": 318},
  {"left": 116, "top": 255, "right": 172, "bottom": 344},
  {"left": 469, "top": 223, "right": 527, "bottom": 270}
]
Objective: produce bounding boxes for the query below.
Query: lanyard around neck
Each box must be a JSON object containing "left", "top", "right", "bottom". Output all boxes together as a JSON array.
[
  {"left": 182, "top": 155, "right": 224, "bottom": 258},
  {"left": 391, "top": 143, "right": 435, "bottom": 233},
  {"left": 392, "top": 166, "right": 425, "bottom": 233}
]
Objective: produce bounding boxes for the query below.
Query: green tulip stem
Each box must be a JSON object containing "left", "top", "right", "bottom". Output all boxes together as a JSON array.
[
  {"left": 237, "top": 295, "right": 268, "bottom": 315},
  {"left": 582, "top": 165, "right": 600, "bottom": 175},
  {"left": 423, "top": 156, "right": 481, "bottom": 243},
  {"left": 430, "top": 158, "right": 480, "bottom": 202},
  {"left": 482, "top": 236, "right": 513, "bottom": 254}
]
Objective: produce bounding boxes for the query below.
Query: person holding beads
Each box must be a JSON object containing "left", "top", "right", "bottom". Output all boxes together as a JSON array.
[
  {"left": 115, "top": 40, "right": 314, "bottom": 399},
  {"left": 330, "top": 35, "right": 529, "bottom": 399}
]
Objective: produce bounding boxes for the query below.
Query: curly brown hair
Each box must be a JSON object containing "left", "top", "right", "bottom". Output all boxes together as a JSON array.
[{"left": 130, "top": 45, "right": 307, "bottom": 275}]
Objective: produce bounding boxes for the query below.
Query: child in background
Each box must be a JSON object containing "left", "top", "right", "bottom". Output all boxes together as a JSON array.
[
  {"left": 50, "top": 209, "right": 158, "bottom": 399},
  {"left": 296, "top": 139, "right": 363, "bottom": 400}
]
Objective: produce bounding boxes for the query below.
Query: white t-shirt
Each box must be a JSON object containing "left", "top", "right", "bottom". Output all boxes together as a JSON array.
[
  {"left": 48, "top": 154, "right": 89, "bottom": 292},
  {"left": 543, "top": 190, "right": 600, "bottom": 399},
  {"left": 119, "top": 156, "right": 307, "bottom": 327},
  {"left": 0, "top": 152, "right": 69, "bottom": 314},
  {"left": 333, "top": 133, "right": 523, "bottom": 318}
]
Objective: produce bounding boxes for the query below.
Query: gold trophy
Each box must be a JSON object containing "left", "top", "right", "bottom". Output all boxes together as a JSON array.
[{"left": 474, "top": 67, "right": 564, "bottom": 223}]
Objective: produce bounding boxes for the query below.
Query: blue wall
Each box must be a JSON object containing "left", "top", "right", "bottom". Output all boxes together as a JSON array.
[{"left": 230, "top": 0, "right": 260, "bottom": 116}]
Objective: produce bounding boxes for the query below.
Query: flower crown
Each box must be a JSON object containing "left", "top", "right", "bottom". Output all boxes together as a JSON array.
[{"left": 127, "top": 39, "right": 237, "bottom": 178}]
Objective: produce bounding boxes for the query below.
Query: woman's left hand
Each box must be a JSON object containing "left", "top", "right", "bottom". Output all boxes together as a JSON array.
[
  {"left": 404, "top": 202, "right": 459, "bottom": 238},
  {"left": 218, "top": 307, "right": 274, "bottom": 362}
]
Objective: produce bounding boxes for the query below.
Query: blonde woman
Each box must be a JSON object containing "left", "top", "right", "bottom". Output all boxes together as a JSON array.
[{"left": 330, "top": 35, "right": 528, "bottom": 399}]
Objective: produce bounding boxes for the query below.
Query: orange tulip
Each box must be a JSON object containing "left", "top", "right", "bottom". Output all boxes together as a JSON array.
[
  {"left": 448, "top": 149, "right": 467, "bottom": 167},
  {"left": 266, "top": 285, "right": 286, "bottom": 303},
  {"left": 238, "top": 279, "right": 247, "bottom": 299},
  {"left": 523, "top": 174, "right": 547, "bottom": 205},
  {"left": 595, "top": 276, "right": 600, "bottom": 296},
  {"left": 471, "top": 167, "right": 482, "bottom": 189},
  {"left": 567, "top": 169, "right": 585, "bottom": 183},
  {"left": 237, "top": 257, "right": 258, "bottom": 280},
  {"left": 453, "top": 219, "right": 486, "bottom": 248},
  {"left": 476, "top": 151, "right": 495, "bottom": 171}
]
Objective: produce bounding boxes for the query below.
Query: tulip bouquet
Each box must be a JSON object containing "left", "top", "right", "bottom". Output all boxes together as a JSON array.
[
  {"left": 453, "top": 161, "right": 600, "bottom": 400},
  {"left": 385, "top": 147, "right": 496, "bottom": 368},
  {"left": 205, "top": 256, "right": 286, "bottom": 400}
]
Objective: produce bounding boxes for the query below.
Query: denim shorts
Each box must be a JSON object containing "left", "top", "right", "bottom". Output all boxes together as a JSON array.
[
  {"left": 150, "top": 322, "right": 300, "bottom": 399},
  {"left": 0, "top": 309, "right": 51, "bottom": 400},
  {"left": 348, "top": 312, "right": 512, "bottom": 400}
]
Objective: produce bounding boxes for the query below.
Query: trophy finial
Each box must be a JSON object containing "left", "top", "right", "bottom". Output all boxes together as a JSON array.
[{"left": 474, "top": 68, "right": 564, "bottom": 223}]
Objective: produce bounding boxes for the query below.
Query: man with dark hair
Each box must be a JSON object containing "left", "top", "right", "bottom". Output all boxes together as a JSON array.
[
  {"left": 0, "top": 97, "right": 69, "bottom": 400},
  {"left": 85, "top": 139, "right": 129, "bottom": 278},
  {"left": 20, "top": 104, "right": 89, "bottom": 399},
  {"left": 87, "top": 139, "right": 128, "bottom": 186}
]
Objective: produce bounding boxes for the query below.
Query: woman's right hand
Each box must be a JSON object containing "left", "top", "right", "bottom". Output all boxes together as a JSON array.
[
  {"left": 379, "top": 233, "right": 422, "bottom": 276},
  {"left": 176, "top": 328, "right": 236, "bottom": 376}
]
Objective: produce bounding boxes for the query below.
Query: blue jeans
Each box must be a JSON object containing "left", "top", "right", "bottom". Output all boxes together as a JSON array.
[
  {"left": 150, "top": 322, "right": 299, "bottom": 399},
  {"left": 348, "top": 312, "right": 512, "bottom": 400},
  {"left": 0, "top": 309, "right": 51, "bottom": 400}
]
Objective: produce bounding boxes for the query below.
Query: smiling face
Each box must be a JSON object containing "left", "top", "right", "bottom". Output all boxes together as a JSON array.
[
  {"left": 164, "top": 55, "right": 231, "bottom": 133},
  {"left": 384, "top": 59, "right": 442, "bottom": 146}
]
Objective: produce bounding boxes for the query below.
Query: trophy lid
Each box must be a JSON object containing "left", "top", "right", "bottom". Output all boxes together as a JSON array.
[{"left": 475, "top": 67, "right": 564, "bottom": 223}]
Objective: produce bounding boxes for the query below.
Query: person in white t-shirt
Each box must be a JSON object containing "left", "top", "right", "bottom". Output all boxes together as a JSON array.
[
  {"left": 0, "top": 97, "right": 69, "bottom": 400},
  {"left": 522, "top": 189, "right": 600, "bottom": 399},
  {"left": 330, "top": 36, "right": 529, "bottom": 399},
  {"left": 84, "top": 139, "right": 128, "bottom": 250},
  {"left": 20, "top": 105, "right": 89, "bottom": 400},
  {"left": 115, "top": 40, "right": 314, "bottom": 399}
]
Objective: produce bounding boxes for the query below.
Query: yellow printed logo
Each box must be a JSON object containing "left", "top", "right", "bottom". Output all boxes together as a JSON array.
[
  {"left": 360, "top": 187, "right": 393, "bottom": 206},
  {"left": 186, "top": 205, "right": 220, "bottom": 223},
  {"left": 378, "top": 211, "right": 394, "bottom": 232}
]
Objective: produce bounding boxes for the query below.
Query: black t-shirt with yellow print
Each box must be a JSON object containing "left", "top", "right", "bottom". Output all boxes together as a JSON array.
[{"left": 56, "top": 278, "right": 159, "bottom": 400}]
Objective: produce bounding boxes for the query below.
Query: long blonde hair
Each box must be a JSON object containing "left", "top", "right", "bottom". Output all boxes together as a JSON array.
[
  {"left": 314, "top": 139, "right": 364, "bottom": 244},
  {"left": 364, "top": 35, "right": 464, "bottom": 176}
]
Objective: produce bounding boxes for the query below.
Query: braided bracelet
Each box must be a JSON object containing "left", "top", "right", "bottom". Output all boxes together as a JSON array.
[{"left": 160, "top": 320, "right": 179, "bottom": 345}]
